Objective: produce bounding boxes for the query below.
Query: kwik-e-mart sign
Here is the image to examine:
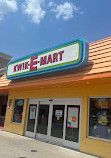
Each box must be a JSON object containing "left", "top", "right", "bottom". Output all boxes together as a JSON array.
[{"left": 6, "top": 39, "right": 89, "bottom": 80}]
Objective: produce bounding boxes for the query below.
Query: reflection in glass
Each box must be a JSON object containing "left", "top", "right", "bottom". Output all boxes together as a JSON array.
[
  {"left": 37, "top": 104, "right": 49, "bottom": 135},
  {"left": 51, "top": 105, "right": 64, "bottom": 138}
]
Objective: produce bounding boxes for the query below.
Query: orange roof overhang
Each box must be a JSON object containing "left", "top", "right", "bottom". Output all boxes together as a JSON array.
[{"left": 0, "top": 36, "right": 111, "bottom": 91}]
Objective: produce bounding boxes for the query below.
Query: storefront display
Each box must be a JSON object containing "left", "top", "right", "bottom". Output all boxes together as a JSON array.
[
  {"left": 89, "top": 98, "right": 111, "bottom": 140},
  {"left": 12, "top": 99, "right": 24, "bottom": 123}
]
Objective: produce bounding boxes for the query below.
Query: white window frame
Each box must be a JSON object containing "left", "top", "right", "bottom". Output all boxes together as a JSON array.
[{"left": 87, "top": 96, "right": 111, "bottom": 143}]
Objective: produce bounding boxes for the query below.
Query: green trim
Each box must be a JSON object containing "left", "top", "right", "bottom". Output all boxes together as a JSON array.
[{"left": 7, "top": 41, "right": 81, "bottom": 78}]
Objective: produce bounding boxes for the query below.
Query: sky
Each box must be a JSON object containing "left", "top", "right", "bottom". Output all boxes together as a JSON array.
[{"left": 0, "top": 0, "right": 111, "bottom": 60}]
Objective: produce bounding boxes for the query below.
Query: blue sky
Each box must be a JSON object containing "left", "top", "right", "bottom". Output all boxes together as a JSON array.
[{"left": 0, "top": 0, "right": 111, "bottom": 60}]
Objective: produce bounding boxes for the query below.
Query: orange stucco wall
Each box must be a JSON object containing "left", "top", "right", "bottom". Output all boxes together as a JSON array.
[{"left": 4, "top": 83, "right": 111, "bottom": 158}]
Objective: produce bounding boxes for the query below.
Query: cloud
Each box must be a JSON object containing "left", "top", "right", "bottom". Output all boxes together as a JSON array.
[
  {"left": 49, "top": 2, "right": 83, "bottom": 21},
  {"left": 22, "top": 0, "right": 45, "bottom": 24},
  {"left": 48, "top": 1, "right": 56, "bottom": 7},
  {"left": 0, "top": 0, "right": 17, "bottom": 20}
]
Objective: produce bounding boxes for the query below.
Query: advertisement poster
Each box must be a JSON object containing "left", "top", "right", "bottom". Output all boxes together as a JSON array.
[
  {"left": 95, "top": 99, "right": 111, "bottom": 109},
  {"left": 67, "top": 107, "right": 79, "bottom": 128},
  {"left": 30, "top": 106, "right": 36, "bottom": 119},
  {"left": 17, "top": 99, "right": 24, "bottom": 106}
]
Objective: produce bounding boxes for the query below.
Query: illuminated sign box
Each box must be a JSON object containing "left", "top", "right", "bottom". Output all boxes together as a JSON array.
[{"left": 6, "top": 39, "right": 89, "bottom": 80}]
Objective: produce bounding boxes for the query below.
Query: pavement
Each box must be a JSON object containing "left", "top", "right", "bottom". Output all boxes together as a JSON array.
[{"left": 0, "top": 130, "right": 98, "bottom": 158}]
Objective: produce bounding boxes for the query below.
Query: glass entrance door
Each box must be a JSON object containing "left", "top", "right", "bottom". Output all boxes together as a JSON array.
[
  {"left": 36, "top": 101, "right": 66, "bottom": 144},
  {"left": 25, "top": 99, "right": 38, "bottom": 138},
  {"left": 26, "top": 98, "right": 81, "bottom": 150},
  {"left": 36, "top": 102, "right": 50, "bottom": 141},
  {"left": 49, "top": 104, "right": 65, "bottom": 145},
  {"left": 37, "top": 104, "right": 49, "bottom": 135},
  {"left": 51, "top": 105, "right": 65, "bottom": 138},
  {"left": 49, "top": 99, "right": 81, "bottom": 149},
  {"left": 26, "top": 104, "right": 37, "bottom": 132},
  {"left": 64, "top": 105, "right": 80, "bottom": 149}
]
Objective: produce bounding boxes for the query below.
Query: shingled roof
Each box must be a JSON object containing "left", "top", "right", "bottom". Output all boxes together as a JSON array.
[{"left": 0, "top": 36, "right": 111, "bottom": 90}]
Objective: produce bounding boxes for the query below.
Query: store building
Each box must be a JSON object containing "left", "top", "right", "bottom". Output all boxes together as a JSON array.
[
  {"left": 0, "top": 52, "right": 12, "bottom": 128},
  {"left": 1, "top": 37, "right": 111, "bottom": 158}
]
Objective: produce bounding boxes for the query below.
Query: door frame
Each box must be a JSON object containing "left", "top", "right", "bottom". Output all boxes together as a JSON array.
[
  {"left": 36, "top": 100, "right": 51, "bottom": 141},
  {"left": 48, "top": 99, "right": 82, "bottom": 149},
  {"left": 48, "top": 101, "right": 66, "bottom": 146},
  {"left": 25, "top": 98, "right": 82, "bottom": 149},
  {"left": 25, "top": 98, "right": 39, "bottom": 138}
]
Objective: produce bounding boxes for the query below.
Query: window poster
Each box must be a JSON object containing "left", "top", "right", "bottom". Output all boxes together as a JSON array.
[
  {"left": 29, "top": 106, "right": 36, "bottom": 119},
  {"left": 12, "top": 99, "right": 24, "bottom": 123},
  {"left": 17, "top": 99, "right": 24, "bottom": 106},
  {"left": 89, "top": 98, "right": 111, "bottom": 140},
  {"left": 55, "top": 110, "right": 63, "bottom": 117},
  {"left": 67, "top": 107, "right": 79, "bottom": 128}
]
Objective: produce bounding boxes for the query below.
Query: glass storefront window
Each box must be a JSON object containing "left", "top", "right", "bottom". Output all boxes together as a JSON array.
[
  {"left": 88, "top": 98, "right": 111, "bottom": 140},
  {"left": 12, "top": 99, "right": 24, "bottom": 123}
]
